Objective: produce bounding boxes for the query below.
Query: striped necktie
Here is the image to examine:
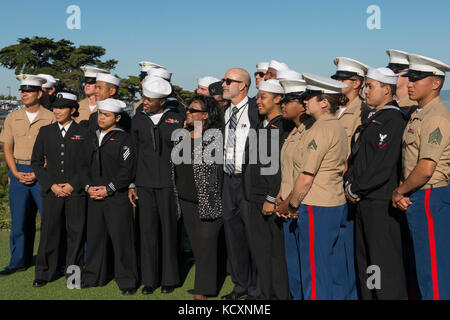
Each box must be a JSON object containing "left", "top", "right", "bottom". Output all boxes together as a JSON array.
[{"left": 224, "top": 106, "right": 239, "bottom": 175}]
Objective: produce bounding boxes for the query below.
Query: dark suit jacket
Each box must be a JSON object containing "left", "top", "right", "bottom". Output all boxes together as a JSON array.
[
  {"left": 31, "top": 121, "right": 87, "bottom": 196},
  {"left": 221, "top": 96, "right": 261, "bottom": 201}
]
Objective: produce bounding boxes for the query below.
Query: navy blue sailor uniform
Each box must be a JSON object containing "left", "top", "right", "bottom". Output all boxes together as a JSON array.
[
  {"left": 345, "top": 101, "right": 409, "bottom": 300},
  {"left": 248, "top": 115, "right": 292, "bottom": 300},
  {"left": 80, "top": 128, "right": 138, "bottom": 290},
  {"left": 31, "top": 121, "right": 87, "bottom": 281},
  {"left": 130, "top": 107, "right": 184, "bottom": 289}
]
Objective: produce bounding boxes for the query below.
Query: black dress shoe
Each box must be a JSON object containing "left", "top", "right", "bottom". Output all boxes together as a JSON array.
[
  {"left": 161, "top": 286, "right": 175, "bottom": 294},
  {"left": 32, "top": 280, "right": 48, "bottom": 288},
  {"left": 0, "top": 267, "right": 27, "bottom": 276},
  {"left": 141, "top": 286, "right": 156, "bottom": 295},
  {"left": 121, "top": 288, "right": 137, "bottom": 295},
  {"left": 221, "top": 291, "right": 248, "bottom": 300}
]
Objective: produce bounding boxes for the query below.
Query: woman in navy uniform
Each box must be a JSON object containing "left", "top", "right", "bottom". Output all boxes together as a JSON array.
[
  {"left": 31, "top": 93, "right": 87, "bottom": 287},
  {"left": 248, "top": 79, "right": 291, "bottom": 300},
  {"left": 277, "top": 74, "right": 349, "bottom": 300},
  {"left": 80, "top": 98, "right": 138, "bottom": 295}
]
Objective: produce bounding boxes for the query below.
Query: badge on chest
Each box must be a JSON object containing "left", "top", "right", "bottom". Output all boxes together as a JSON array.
[{"left": 376, "top": 133, "right": 387, "bottom": 149}]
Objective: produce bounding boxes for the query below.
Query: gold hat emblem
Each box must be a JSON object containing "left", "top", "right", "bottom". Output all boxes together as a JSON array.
[
  {"left": 23, "top": 75, "right": 27, "bottom": 80},
  {"left": 336, "top": 58, "right": 340, "bottom": 64},
  {"left": 142, "top": 62, "right": 147, "bottom": 66},
  {"left": 82, "top": 67, "right": 87, "bottom": 72}
]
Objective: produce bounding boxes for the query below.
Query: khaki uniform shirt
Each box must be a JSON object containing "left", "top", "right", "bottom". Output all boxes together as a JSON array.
[
  {"left": 402, "top": 96, "right": 450, "bottom": 189},
  {"left": 337, "top": 96, "right": 365, "bottom": 155},
  {"left": 279, "top": 117, "right": 315, "bottom": 200},
  {"left": 133, "top": 99, "right": 144, "bottom": 115},
  {"left": 75, "top": 98, "right": 96, "bottom": 123},
  {"left": 0, "top": 106, "right": 55, "bottom": 161},
  {"left": 300, "top": 115, "right": 348, "bottom": 207},
  {"left": 397, "top": 95, "right": 417, "bottom": 108}
]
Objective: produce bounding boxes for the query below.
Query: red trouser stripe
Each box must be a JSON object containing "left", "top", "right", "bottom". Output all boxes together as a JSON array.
[
  {"left": 308, "top": 205, "right": 316, "bottom": 300},
  {"left": 424, "top": 189, "right": 439, "bottom": 300}
]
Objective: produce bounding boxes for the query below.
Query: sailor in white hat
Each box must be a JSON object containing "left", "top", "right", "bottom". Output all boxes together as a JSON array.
[
  {"left": 392, "top": 54, "right": 450, "bottom": 300},
  {"left": 265, "top": 60, "right": 289, "bottom": 80},
  {"left": 277, "top": 73, "right": 351, "bottom": 299},
  {"left": 197, "top": 76, "right": 220, "bottom": 96},
  {"left": 345, "top": 67, "right": 409, "bottom": 299},
  {"left": 254, "top": 61, "right": 269, "bottom": 89},
  {"left": 75, "top": 66, "right": 110, "bottom": 123},
  {"left": 0, "top": 74, "right": 55, "bottom": 276},
  {"left": 249, "top": 78, "right": 291, "bottom": 299},
  {"left": 385, "top": 49, "right": 417, "bottom": 115},
  {"left": 81, "top": 97, "right": 138, "bottom": 295},
  {"left": 277, "top": 69, "right": 303, "bottom": 81},
  {"left": 128, "top": 77, "right": 184, "bottom": 295}
]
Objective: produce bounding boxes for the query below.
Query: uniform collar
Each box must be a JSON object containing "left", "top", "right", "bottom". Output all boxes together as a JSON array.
[
  {"left": 411, "top": 96, "right": 443, "bottom": 120},
  {"left": 338, "top": 96, "right": 363, "bottom": 118},
  {"left": 58, "top": 120, "right": 73, "bottom": 131},
  {"left": 18, "top": 105, "right": 54, "bottom": 124},
  {"left": 314, "top": 113, "right": 337, "bottom": 124}
]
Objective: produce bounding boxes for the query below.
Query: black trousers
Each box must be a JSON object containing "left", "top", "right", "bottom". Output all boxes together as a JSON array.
[
  {"left": 222, "top": 174, "right": 259, "bottom": 297},
  {"left": 35, "top": 195, "right": 86, "bottom": 281},
  {"left": 179, "top": 199, "right": 223, "bottom": 296},
  {"left": 355, "top": 198, "right": 408, "bottom": 300},
  {"left": 136, "top": 187, "right": 180, "bottom": 287},
  {"left": 248, "top": 196, "right": 290, "bottom": 300},
  {"left": 83, "top": 193, "right": 138, "bottom": 290}
]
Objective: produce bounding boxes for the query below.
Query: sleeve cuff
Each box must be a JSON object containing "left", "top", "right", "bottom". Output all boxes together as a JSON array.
[
  {"left": 265, "top": 195, "right": 276, "bottom": 204},
  {"left": 347, "top": 185, "right": 359, "bottom": 199}
]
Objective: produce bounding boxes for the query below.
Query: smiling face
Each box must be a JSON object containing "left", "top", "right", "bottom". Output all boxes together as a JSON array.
[
  {"left": 142, "top": 96, "right": 165, "bottom": 113},
  {"left": 53, "top": 106, "right": 75, "bottom": 124},
  {"left": 21, "top": 90, "right": 42, "bottom": 107},
  {"left": 256, "top": 90, "right": 280, "bottom": 116},
  {"left": 185, "top": 100, "right": 208, "bottom": 127}
]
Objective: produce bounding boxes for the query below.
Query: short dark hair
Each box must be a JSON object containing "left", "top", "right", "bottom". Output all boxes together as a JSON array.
[{"left": 380, "top": 83, "right": 397, "bottom": 97}]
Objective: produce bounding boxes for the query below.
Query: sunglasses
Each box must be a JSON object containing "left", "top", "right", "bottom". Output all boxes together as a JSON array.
[
  {"left": 186, "top": 108, "right": 207, "bottom": 114},
  {"left": 222, "top": 78, "right": 243, "bottom": 85},
  {"left": 254, "top": 72, "right": 265, "bottom": 78}
]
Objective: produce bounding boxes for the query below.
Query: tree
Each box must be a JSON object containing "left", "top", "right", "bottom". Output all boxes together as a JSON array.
[
  {"left": 117, "top": 76, "right": 141, "bottom": 109},
  {"left": 0, "top": 37, "right": 117, "bottom": 97}
]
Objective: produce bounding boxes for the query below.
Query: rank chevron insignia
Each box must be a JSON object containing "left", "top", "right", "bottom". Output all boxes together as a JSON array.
[
  {"left": 428, "top": 127, "right": 442, "bottom": 145},
  {"left": 307, "top": 139, "right": 317, "bottom": 151}
]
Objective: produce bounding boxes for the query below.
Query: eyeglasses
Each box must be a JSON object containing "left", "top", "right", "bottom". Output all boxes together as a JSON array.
[
  {"left": 222, "top": 78, "right": 243, "bottom": 85},
  {"left": 254, "top": 72, "right": 265, "bottom": 78},
  {"left": 186, "top": 108, "right": 207, "bottom": 114}
]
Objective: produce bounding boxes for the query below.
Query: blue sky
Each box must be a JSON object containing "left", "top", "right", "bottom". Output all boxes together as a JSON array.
[{"left": 1, "top": 0, "right": 450, "bottom": 97}]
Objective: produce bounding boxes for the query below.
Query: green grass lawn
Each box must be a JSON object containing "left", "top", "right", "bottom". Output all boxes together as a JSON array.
[{"left": 0, "top": 231, "right": 233, "bottom": 300}]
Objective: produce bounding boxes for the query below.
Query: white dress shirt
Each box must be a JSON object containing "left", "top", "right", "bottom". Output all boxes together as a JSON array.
[
  {"left": 223, "top": 96, "right": 250, "bottom": 174},
  {"left": 58, "top": 121, "right": 73, "bottom": 138}
]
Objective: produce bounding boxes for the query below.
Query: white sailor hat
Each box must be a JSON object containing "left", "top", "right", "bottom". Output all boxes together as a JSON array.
[
  {"left": 147, "top": 68, "right": 172, "bottom": 81},
  {"left": 52, "top": 92, "right": 79, "bottom": 109},
  {"left": 198, "top": 76, "right": 220, "bottom": 87},
  {"left": 303, "top": 73, "right": 348, "bottom": 94},
  {"left": 16, "top": 74, "right": 47, "bottom": 91},
  {"left": 386, "top": 49, "right": 410, "bottom": 72},
  {"left": 142, "top": 77, "right": 172, "bottom": 99},
  {"left": 403, "top": 53, "right": 450, "bottom": 80},
  {"left": 97, "top": 98, "right": 126, "bottom": 113},
  {"left": 277, "top": 69, "right": 303, "bottom": 81},
  {"left": 80, "top": 66, "right": 109, "bottom": 79},
  {"left": 258, "top": 79, "right": 284, "bottom": 94},
  {"left": 256, "top": 62, "right": 270, "bottom": 71},
  {"left": 96, "top": 73, "right": 122, "bottom": 87},
  {"left": 366, "top": 67, "right": 398, "bottom": 85},
  {"left": 280, "top": 79, "right": 307, "bottom": 94},
  {"left": 331, "top": 57, "right": 369, "bottom": 79},
  {"left": 37, "top": 74, "right": 57, "bottom": 89},
  {"left": 268, "top": 60, "right": 289, "bottom": 71}
]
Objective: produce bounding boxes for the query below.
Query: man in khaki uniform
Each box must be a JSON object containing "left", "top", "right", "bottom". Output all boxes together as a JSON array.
[
  {"left": 331, "top": 57, "right": 370, "bottom": 300},
  {"left": 392, "top": 54, "right": 450, "bottom": 300},
  {"left": 386, "top": 49, "right": 418, "bottom": 117},
  {"left": 0, "top": 74, "right": 55, "bottom": 276},
  {"left": 331, "top": 57, "right": 371, "bottom": 153},
  {"left": 75, "top": 66, "right": 109, "bottom": 123}
]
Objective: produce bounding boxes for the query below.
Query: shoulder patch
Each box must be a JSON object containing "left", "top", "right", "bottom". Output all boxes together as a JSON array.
[
  {"left": 428, "top": 127, "right": 442, "bottom": 145},
  {"left": 307, "top": 139, "right": 317, "bottom": 151}
]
